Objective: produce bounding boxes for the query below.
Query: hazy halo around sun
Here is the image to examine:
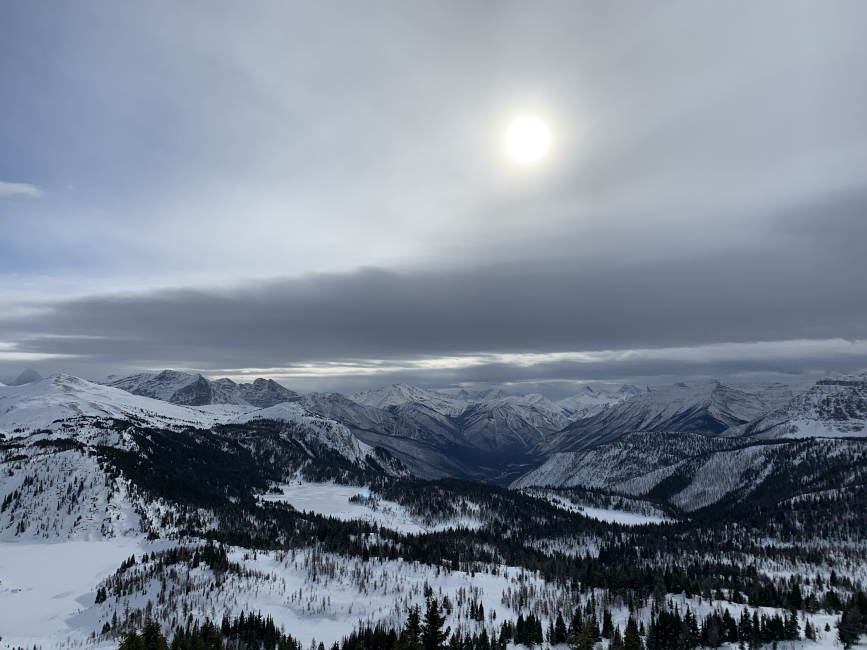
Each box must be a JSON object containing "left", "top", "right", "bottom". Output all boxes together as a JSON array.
[{"left": 505, "top": 117, "right": 550, "bottom": 163}]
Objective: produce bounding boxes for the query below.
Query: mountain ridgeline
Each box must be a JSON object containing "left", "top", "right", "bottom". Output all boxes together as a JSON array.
[
  {"left": 94, "top": 370, "right": 866, "bottom": 489},
  {"left": 98, "top": 373, "right": 656, "bottom": 482}
]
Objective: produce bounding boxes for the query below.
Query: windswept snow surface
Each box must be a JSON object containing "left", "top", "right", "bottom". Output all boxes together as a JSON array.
[
  {"left": 575, "top": 505, "right": 666, "bottom": 526},
  {"left": 261, "top": 482, "right": 482, "bottom": 533},
  {"left": 518, "top": 487, "right": 671, "bottom": 525}
]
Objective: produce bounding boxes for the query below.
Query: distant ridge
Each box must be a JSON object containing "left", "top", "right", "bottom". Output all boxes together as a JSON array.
[{"left": 100, "top": 371, "right": 299, "bottom": 408}]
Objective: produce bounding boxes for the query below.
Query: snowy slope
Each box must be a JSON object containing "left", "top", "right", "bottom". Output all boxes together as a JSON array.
[
  {"left": 554, "top": 384, "right": 646, "bottom": 420},
  {"left": 0, "top": 374, "right": 233, "bottom": 434},
  {"left": 515, "top": 431, "right": 867, "bottom": 513},
  {"left": 725, "top": 373, "right": 867, "bottom": 440},
  {"left": 543, "top": 380, "right": 807, "bottom": 453},
  {"left": 306, "top": 389, "right": 557, "bottom": 481},
  {"left": 350, "top": 383, "right": 469, "bottom": 417},
  {"left": 101, "top": 370, "right": 199, "bottom": 401},
  {"left": 0, "top": 374, "right": 402, "bottom": 483},
  {"left": 513, "top": 432, "right": 745, "bottom": 490},
  {"left": 9, "top": 369, "right": 42, "bottom": 386},
  {"left": 230, "top": 403, "right": 386, "bottom": 468},
  {"left": 454, "top": 398, "right": 568, "bottom": 452}
]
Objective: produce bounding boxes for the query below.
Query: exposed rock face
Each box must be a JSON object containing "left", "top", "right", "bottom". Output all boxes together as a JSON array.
[
  {"left": 724, "top": 373, "right": 867, "bottom": 439},
  {"left": 100, "top": 371, "right": 298, "bottom": 408},
  {"left": 238, "top": 378, "right": 300, "bottom": 408},
  {"left": 169, "top": 374, "right": 213, "bottom": 406}
]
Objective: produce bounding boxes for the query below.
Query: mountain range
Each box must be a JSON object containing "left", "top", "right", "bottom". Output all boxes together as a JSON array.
[
  {"left": 4, "top": 368, "right": 865, "bottom": 490},
  {"left": 1, "top": 368, "right": 866, "bottom": 650},
  {"left": 92, "top": 373, "right": 650, "bottom": 481}
]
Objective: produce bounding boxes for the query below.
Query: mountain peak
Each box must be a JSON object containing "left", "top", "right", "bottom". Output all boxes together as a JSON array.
[{"left": 10, "top": 369, "right": 42, "bottom": 386}]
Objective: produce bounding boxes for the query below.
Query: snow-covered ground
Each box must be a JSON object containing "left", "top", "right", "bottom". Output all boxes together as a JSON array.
[
  {"left": 0, "top": 537, "right": 169, "bottom": 649},
  {"left": 569, "top": 505, "right": 667, "bottom": 525},
  {"left": 0, "top": 374, "right": 346, "bottom": 438},
  {"left": 3, "top": 538, "right": 861, "bottom": 650},
  {"left": 521, "top": 489, "right": 670, "bottom": 525},
  {"left": 261, "top": 482, "right": 482, "bottom": 533}
]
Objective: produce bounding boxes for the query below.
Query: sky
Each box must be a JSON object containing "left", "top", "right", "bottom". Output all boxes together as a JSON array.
[{"left": 1, "top": 1, "right": 867, "bottom": 397}]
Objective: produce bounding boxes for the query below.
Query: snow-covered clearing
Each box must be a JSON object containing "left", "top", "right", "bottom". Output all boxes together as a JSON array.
[
  {"left": 575, "top": 505, "right": 667, "bottom": 526},
  {"left": 0, "top": 538, "right": 169, "bottom": 647},
  {"left": 541, "top": 494, "right": 669, "bottom": 525},
  {"left": 261, "top": 482, "right": 482, "bottom": 533}
]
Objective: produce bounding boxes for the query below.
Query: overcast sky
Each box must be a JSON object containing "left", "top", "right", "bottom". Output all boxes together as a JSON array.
[{"left": 2, "top": 1, "right": 866, "bottom": 396}]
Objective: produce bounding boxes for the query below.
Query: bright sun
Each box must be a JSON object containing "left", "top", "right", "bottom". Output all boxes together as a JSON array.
[{"left": 505, "top": 117, "right": 550, "bottom": 163}]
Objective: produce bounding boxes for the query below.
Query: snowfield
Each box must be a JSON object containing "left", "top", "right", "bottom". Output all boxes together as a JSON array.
[
  {"left": 261, "top": 482, "right": 483, "bottom": 534},
  {"left": 0, "top": 538, "right": 173, "bottom": 647}
]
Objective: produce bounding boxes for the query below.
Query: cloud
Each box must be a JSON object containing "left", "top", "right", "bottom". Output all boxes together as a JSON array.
[
  {"left": 1, "top": 186, "right": 866, "bottom": 392},
  {"left": 0, "top": 181, "right": 41, "bottom": 198},
  {"left": 2, "top": 2, "right": 867, "bottom": 284},
  {"left": 1, "top": 3, "right": 866, "bottom": 393}
]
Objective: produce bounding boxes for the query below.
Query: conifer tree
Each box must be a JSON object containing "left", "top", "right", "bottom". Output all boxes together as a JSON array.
[{"left": 421, "top": 599, "right": 450, "bottom": 650}]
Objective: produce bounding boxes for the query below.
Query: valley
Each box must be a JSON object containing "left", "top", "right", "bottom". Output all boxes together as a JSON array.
[{"left": 0, "top": 371, "right": 865, "bottom": 650}]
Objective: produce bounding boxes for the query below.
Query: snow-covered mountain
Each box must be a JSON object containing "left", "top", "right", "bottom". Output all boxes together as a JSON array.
[
  {"left": 554, "top": 384, "right": 647, "bottom": 420},
  {"left": 513, "top": 432, "right": 745, "bottom": 490},
  {"left": 454, "top": 397, "right": 569, "bottom": 451},
  {"left": 0, "top": 374, "right": 235, "bottom": 434},
  {"left": 294, "top": 392, "right": 488, "bottom": 480},
  {"left": 349, "top": 383, "right": 469, "bottom": 417},
  {"left": 296, "top": 387, "right": 569, "bottom": 481},
  {"left": 514, "top": 430, "right": 867, "bottom": 513},
  {"left": 722, "top": 373, "right": 867, "bottom": 439},
  {"left": 0, "top": 375, "right": 403, "bottom": 487},
  {"left": 100, "top": 370, "right": 299, "bottom": 407},
  {"left": 9, "top": 368, "right": 42, "bottom": 386},
  {"left": 451, "top": 387, "right": 518, "bottom": 402},
  {"left": 542, "top": 380, "right": 807, "bottom": 454}
]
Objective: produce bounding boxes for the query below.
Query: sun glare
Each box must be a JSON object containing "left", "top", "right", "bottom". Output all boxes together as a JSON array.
[{"left": 505, "top": 117, "right": 550, "bottom": 163}]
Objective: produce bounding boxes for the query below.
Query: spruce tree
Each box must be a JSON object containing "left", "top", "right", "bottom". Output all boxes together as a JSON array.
[
  {"left": 837, "top": 608, "right": 863, "bottom": 650},
  {"left": 421, "top": 599, "right": 450, "bottom": 650}
]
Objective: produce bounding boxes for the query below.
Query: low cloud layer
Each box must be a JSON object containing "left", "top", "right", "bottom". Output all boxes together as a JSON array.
[
  {"left": 2, "top": 188, "right": 866, "bottom": 393},
  {"left": 1, "top": 3, "right": 866, "bottom": 395}
]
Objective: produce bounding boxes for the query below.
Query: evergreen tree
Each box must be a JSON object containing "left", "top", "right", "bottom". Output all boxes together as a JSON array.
[
  {"left": 554, "top": 612, "right": 568, "bottom": 645},
  {"left": 624, "top": 617, "right": 642, "bottom": 650},
  {"left": 421, "top": 600, "right": 450, "bottom": 650},
  {"left": 397, "top": 606, "right": 423, "bottom": 650},
  {"left": 569, "top": 622, "right": 594, "bottom": 650},
  {"left": 602, "top": 611, "right": 614, "bottom": 639},
  {"left": 611, "top": 626, "right": 623, "bottom": 650},
  {"left": 837, "top": 608, "right": 863, "bottom": 650},
  {"left": 142, "top": 620, "right": 169, "bottom": 650}
]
